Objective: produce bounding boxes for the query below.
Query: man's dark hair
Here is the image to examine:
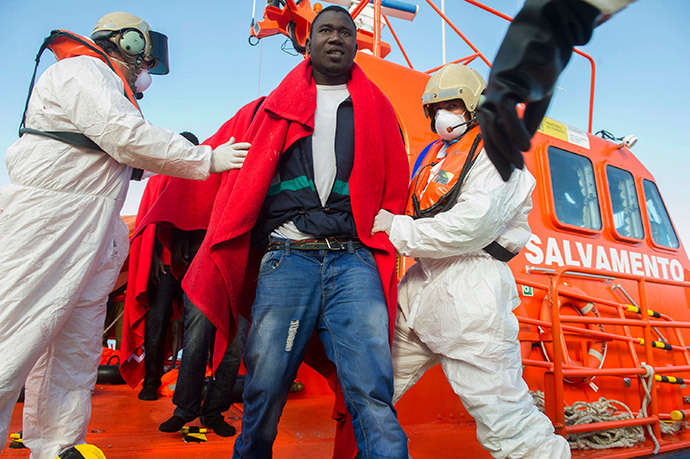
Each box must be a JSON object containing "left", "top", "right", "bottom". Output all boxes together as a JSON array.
[
  {"left": 309, "top": 5, "right": 357, "bottom": 38},
  {"left": 179, "top": 131, "right": 200, "bottom": 146},
  {"left": 93, "top": 37, "right": 119, "bottom": 55}
]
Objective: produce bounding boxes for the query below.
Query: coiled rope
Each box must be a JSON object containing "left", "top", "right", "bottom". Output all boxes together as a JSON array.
[{"left": 531, "top": 364, "right": 684, "bottom": 453}]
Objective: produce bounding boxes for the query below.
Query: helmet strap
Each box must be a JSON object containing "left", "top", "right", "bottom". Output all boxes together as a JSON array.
[{"left": 109, "top": 54, "right": 138, "bottom": 90}]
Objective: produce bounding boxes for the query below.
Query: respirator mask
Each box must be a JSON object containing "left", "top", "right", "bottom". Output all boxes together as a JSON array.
[{"left": 435, "top": 109, "right": 469, "bottom": 141}]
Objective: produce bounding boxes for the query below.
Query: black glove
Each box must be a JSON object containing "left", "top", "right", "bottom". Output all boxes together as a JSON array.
[{"left": 477, "top": 0, "right": 600, "bottom": 181}]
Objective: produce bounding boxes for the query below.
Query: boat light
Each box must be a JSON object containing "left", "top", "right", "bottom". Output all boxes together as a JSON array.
[{"left": 619, "top": 134, "right": 638, "bottom": 150}]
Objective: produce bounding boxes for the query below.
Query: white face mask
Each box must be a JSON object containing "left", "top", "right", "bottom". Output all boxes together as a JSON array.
[
  {"left": 135, "top": 69, "right": 152, "bottom": 93},
  {"left": 435, "top": 109, "right": 467, "bottom": 141}
]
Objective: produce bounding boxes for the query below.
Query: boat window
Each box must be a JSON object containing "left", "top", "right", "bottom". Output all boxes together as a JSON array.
[
  {"left": 643, "top": 179, "right": 679, "bottom": 248},
  {"left": 548, "top": 147, "right": 602, "bottom": 230},
  {"left": 606, "top": 166, "right": 644, "bottom": 239}
]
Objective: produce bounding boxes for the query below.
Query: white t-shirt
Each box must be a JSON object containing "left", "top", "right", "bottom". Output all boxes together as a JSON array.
[{"left": 272, "top": 84, "right": 350, "bottom": 240}]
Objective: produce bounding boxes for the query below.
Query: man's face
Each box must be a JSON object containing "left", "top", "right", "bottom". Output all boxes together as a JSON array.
[
  {"left": 432, "top": 99, "right": 468, "bottom": 118},
  {"left": 306, "top": 11, "right": 356, "bottom": 85}
]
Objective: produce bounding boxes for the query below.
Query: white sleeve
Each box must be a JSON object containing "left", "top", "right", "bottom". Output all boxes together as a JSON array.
[
  {"left": 388, "top": 150, "right": 535, "bottom": 259},
  {"left": 581, "top": 0, "right": 636, "bottom": 15},
  {"left": 50, "top": 57, "right": 212, "bottom": 181}
]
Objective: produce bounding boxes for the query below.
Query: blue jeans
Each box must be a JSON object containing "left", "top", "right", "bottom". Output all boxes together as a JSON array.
[
  {"left": 233, "top": 243, "right": 408, "bottom": 459},
  {"left": 173, "top": 294, "right": 249, "bottom": 424}
]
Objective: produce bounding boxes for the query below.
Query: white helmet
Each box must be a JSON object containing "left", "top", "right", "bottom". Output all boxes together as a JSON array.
[{"left": 91, "top": 12, "right": 169, "bottom": 74}]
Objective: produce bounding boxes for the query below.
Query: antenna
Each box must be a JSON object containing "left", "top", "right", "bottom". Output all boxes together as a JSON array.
[{"left": 441, "top": 0, "right": 446, "bottom": 64}]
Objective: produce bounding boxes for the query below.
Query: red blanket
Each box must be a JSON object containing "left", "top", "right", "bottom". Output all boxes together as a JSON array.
[
  {"left": 119, "top": 174, "right": 172, "bottom": 387},
  {"left": 119, "top": 97, "right": 266, "bottom": 388},
  {"left": 132, "top": 97, "right": 266, "bottom": 272}
]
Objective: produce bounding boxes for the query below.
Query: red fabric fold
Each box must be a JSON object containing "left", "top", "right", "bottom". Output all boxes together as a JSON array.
[
  {"left": 119, "top": 97, "right": 266, "bottom": 389},
  {"left": 119, "top": 174, "right": 172, "bottom": 388}
]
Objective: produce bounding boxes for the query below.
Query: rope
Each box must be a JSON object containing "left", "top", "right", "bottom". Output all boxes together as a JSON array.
[
  {"left": 565, "top": 397, "right": 645, "bottom": 450},
  {"left": 530, "top": 371, "right": 685, "bottom": 453},
  {"left": 639, "top": 363, "right": 661, "bottom": 454}
]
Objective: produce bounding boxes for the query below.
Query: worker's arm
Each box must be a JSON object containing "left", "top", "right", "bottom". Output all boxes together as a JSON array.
[
  {"left": 52, "top": 56, "right": 247, "bottom": 179},
  {"left": 385, "top": 151, "right": 535, "bottom": 259}
]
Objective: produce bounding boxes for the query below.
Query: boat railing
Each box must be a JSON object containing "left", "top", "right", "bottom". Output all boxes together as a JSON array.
[
  {"left": 517, "top": 264, "right": 690, "bottom": 447},
  {"left": 353, "top": 0, "right": 597, "bottom": 133},
  {"left": 251, "top": 0, "right": 598, "bottom": 132}
]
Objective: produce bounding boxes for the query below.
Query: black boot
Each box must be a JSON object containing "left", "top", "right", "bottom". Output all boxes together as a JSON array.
[
  {"left": 137, "top": 385, "right": 159, "bottom": 401},
  {"left": 159, "top": 415, "right": 187, "bottom": 432},
  {"left": 204, "top": 417, "right": 236, "bottom": 437}
]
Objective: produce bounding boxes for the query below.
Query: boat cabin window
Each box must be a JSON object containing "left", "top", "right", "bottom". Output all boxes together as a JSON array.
[
  {"left": 606, "top": 166, "right": 644, "bottom": 239},
  {"left": 643, "top": 179, "right": 679, "bottom": 248},
  {"left": 548, "top": 147, "right": 602, "bottom": 230}
]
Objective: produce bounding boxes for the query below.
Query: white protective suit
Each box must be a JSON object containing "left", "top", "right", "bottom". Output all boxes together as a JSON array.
[
  {"left": 389, "top": 142, "right": 571, "bottom": 459},
  {"left": 0, "top": 55, "right": 212, "bottom": 459}
]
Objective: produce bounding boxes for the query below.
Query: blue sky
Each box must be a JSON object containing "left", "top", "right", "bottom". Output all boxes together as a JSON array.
[{"left": 1, "top": 0, "right": 689, "bottom": 246}]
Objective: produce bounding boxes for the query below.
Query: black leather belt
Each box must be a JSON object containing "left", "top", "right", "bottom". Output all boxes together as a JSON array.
[{"left": 266, "top": 237, "right": 363, "bottom": 252}]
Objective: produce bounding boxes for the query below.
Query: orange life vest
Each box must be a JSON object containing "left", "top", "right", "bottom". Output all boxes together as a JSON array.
[
  {"left": 48, "top": 29, "right": 140, "bottom": 109},
  {"left": 403, "top": 127, "right": 518, "bottom": 262},
  {"left": 404, "top": 126, "right": 483, "bottom": 219}
]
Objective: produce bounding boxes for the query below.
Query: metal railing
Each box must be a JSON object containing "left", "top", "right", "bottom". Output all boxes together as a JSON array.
[
  {"left": 351, "top": 0, "right": 598, "bottom": 132},
  {"left": 518, "top": 264, "right": 690, "bottom": 447}
]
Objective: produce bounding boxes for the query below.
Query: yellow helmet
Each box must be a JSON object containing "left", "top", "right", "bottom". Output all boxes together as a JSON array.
[
  {"left": 91, "top": 12, "right": 169, "bottom": 74},
  {"left": 422, "top": 64, "right": 486, "bottom": 118}
]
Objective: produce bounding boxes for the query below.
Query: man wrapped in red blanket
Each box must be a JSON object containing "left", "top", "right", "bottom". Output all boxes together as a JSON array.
[{"left": 141, "top": 7, "right": 410, "bottom": 458}]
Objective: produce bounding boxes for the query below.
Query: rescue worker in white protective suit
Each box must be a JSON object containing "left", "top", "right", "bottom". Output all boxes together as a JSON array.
[
  {"left": 371, "top": 64, "right": 571, "bottom": 458},
  {"left": 477, "top": 0, "right": 637, "bottom": 181},
  {"left": 0, "top": 12, "right": 249, "bottom": 459}
]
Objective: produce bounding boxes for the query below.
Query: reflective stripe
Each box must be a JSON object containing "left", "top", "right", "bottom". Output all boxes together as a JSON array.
[
  {"left": 267, "top": 175, "right": 315, "bottom": 196},
  {"left": 656, "top": 375, "right": 685, "bottom": 385},
  {"left": 331, "top": 179, "right": 349, "bottom": 195}
]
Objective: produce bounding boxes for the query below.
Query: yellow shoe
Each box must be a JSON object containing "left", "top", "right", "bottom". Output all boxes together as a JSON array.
[{"left": 55, "top": 444, "right": 107, "bottom": 459}]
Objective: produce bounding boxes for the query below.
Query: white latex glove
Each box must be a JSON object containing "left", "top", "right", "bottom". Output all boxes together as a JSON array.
[
  {"left": 210, "top": 137, "right": 252, "bottom": 173},
  {"left": 371, "top": 209, "right": 394, "bottom": 235}
]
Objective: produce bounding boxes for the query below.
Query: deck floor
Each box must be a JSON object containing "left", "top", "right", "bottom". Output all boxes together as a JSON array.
[
  {"left": 3, "top": 384, "right": 325, "bottom": 458},
  {"left": 2, "top": 382, "right": 493, "bottom": 458},
  {"left": 3, "top": 378, "right": 688, "bottom": 458}
]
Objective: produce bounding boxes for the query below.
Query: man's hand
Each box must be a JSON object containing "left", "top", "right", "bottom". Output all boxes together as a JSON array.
[
  {"left": 477, "top": 0, "right": 600, "bottom": 181},
  {"left": 150, "top": 250, "right": 166, "bottom": 285},
  {"left": 210, "top": 137, "right": 252, "bottom": 173},
  {"left": 172, "top": 235, "right": 191, "bottom": 266},
  {"left": 371, "top": 209, "right": 394, "bottom": 236}
]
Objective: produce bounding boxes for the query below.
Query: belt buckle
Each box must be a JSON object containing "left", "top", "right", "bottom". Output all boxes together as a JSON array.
[{"left": 325, "top": 237, "right": 345, "bottom": 251}]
